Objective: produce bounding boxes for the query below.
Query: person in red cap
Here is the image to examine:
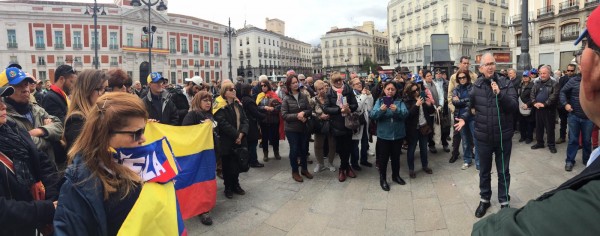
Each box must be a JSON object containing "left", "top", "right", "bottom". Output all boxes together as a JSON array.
[{"left": 472, "top": 6, "right": 600, "bottom": 235}]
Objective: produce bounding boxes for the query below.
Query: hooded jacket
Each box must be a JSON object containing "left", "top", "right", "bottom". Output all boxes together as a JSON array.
[{"left": 143, "top": 90, "right": 179, "bottom": 125}]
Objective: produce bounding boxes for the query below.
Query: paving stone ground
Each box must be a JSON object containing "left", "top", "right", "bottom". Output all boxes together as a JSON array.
[{"left": 185, "top": 130, "right": 582, "bottom": 236}]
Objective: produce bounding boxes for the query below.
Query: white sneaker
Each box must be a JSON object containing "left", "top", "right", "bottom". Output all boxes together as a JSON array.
[
  {"left": 325, "top": 162, "right": 336, "bottom": 172},
  {"left": 314, "top": 164, "right": 326, "bottom": 173},
  {"left": 461, "top": 163, "right": 471, "bottom": 170}
]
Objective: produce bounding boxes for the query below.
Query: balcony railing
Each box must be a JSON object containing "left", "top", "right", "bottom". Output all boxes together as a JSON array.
[
  {"left": 501, "top": 1, "right": 508, "bottom": 8},
  {"left": 90, "top": 43, "right": 99, "bottom": 49},
  {"left": 476, "top": 0, "right": 485, "bottom": 2},
  {"left": 462, "top": 38, "right": 474, "bottom": 44},
  {"left": 477, "top": 39, "right": 486, "bottom": 45},
  {"left": 462, "top": 14, "right": 472, "bottom": 21},
  {"left": 489, "top": 19, "right": 498, "bottom": 26},
  {"left": 585, "top": 0, "right": 600, "bottom": 8},
  {"left": 511, "top": 14, "right": 521, "bottom": 25},
  {"left": 71, "top": 43, "right": 81, "bottom": 49},
  {"left": 7, "top": 42, "right": 17, "bottom": 48},
  {"left": 407, "top": 26, "right": 413, "bottom": 33},
  {"left": 442, "top": 14, "right": 448, "bottom": 22},
  {"left": 559, "top": 1, "right": 579, "bottom": 14},
  {"left": 501, "top": 42, "right": 509, "bottom": 47},
  {"left": 182, "top": 49, "right": 188, "bottom": 54},
  {"left": 489, "top": 40, "right": 498, "bottom": 46},
  {"left": 561, "top": 31, "right": 580, "bottom": 41},
  {"left": 423, "top": 21, "right": 430, "bottom": 28},
  {"left": 501, "top": 21, "right": 508, "bottom": 27},
  {"left": 489, "top": 0, "right": 497, "bottom": 6},
  {"left": 415, "top": 24, "right": 422, "bottom": 31},
  {"left": 400, "top": 11, "right": 405, "bottom": 18},
  {"left": 110, "top": 62, "right": 118, "bottom": 67},
  {"left": 537, "top": 5, "right": 555, "bottom": 19},
  {"left": 170, "top": 63, "right": 176, "bottom": 68},
  {"left": 194, "top": 50, "right": 200, "bottom": 55},
  {"left": 407, "top": 9, "right": 413, "bottom": 15},
  {"left": 392, "top": 16, "right": 397, "bottom": 22},
  {"left": 109, "top": 44, "right": 118, "bottom": 50},
  {"left": 205, "top": 51, "right": 210, "bottom": 56},
  {"left": 56, "top": 61, "right": 65, "bottom": 66},
  {"left": 37, "top": 60, "right": 46, "bottom": 66},
  {"left": 423, "top": 0, "right": 430, "bottom": 8},
  {"left": 400, "top": 30, "right": 406, "bottom": 35},
  {"left": 54, "top": 43, "right": 64, "bottom": 49},
  {"left": 183, "top": 64, "right": 189, "bottom": 69},
  {"left": 539, "top": 35, "right": 555, "bottom": 44},
  {"left": 245, "top": 52, "right": 250, "bottom": 58},
  {"left": 415, "top": 4, "right": 421, "bottom": 12},
  {"left": 215, "top": 53, "right": 220, "bottom": 57},
  {"left": 170, "top": 48, "right": 176, "bottom": 54},
  {"left": 74, "top": 61, "right": 82, "bottom": 67},
  {"left": 477, "top": 17, "right": 486, "bottom": 24},
  {"left": 35, "top": 43, "right": 45, "bottom": 49},
  {"left": 431, "top": 0, "right": 438, "bottom": 4},
  {"left": 431, "top": 17, "right": 439, "bottom": 25}
]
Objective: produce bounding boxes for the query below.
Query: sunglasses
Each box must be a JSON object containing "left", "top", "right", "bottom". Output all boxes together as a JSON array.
[
  {"left": 567, "top": 70, "right": 575, "bottom": 72},
  {"left": 261, "top": 84, "right": 268, "bottom": 87},
  {"left": 226, "top": 87, "right": 235, "bottom": 91},
  {"left": 112, "top": 128, "right": 145, "bottom": 142},
  {"left": 458, "top": 76, "right": 467, "bottom": 80}
]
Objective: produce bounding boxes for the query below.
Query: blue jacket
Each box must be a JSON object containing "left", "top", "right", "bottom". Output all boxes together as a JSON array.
[
  {"left": 559, "top": 76, "right": 587, "bottom": 119},
  {"left": 370, "top": 97, "right": 408, "bottom": 141},
  {"left": 452, "top": 84, "right": 472, "bottom": 122},
  {"left": 53, "top": 155, "right": 107, "bottom": 236}
]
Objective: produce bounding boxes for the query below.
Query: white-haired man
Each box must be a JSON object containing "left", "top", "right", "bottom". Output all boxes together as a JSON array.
[{"left": 529, "top": 65, "right": 560, "bottom": 154}]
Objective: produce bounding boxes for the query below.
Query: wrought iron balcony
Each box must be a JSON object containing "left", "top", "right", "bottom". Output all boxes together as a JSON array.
[
  {"left": 462, "top": 14, "right": 472, "bottom": 21},
  {"left": 539, "top": 35, "right": 555, "bottom": 44},
  {"left": 7, "top": 42, "right": 17, "bottom": 48},
  {"left": 559, "top": 1, "right": 579, "bottom": 14},
  {"left": 73, "top": 43, "right": 82, "bottom": 49},
  {"left": 477, "top": 39, "right": 486, "bottom": 45},
  {"left": 431, "top": 17, "right": 438, "bottom": 25},
  {"left": 181, "top": 49, "right": 188, "bottom": 54},
  {"left": 170, "top": 48, "right": 176, "bottom": 54},
  {"left": 477, "top": 17, "right": 486, "bottom": 24},
  {"left": 561, "top": 31, "right": 580, "bottom": 41},
  {"left": 35, "top": 43, "right": 46, "bottom": 49},
  {"left": 441, "top": 14, "right": 448, "bottom": 22},
  {"left": 585, "top": 0, "right": 600, "bottom": 8},
  {"left": 54, "top": 43, "right": 64, "bottom": 49},
  {"left": 489, "top": 19, "right": 498, "bottom": 26},
  {"left": 489, "top": 0, "right": 497, "bottom": 6},
  {"left": 194, "top": 50, "right": 200, "bottom": 55},
  {"left": 109, "top": 44, "right": 119, "bottom": 50},
  {"left": 537, "top": 5, "right": 555, "bottom": 19}
]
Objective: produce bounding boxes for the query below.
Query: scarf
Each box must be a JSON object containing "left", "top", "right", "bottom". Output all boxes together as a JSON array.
[
  {"left": 212, "top": 96, "right": 227, "bottom": 114},
  {"left": 0, "top": 123, "right": 36, "bottom": 188},
  {"left": 50, "top": 84, "right": 71, "bottom": 108},
  {"left": 4, "top": 96, "right": 32, "bottom": 116},
  {"left": 255, "top": 91, "right": 282, "bottom": 105}
]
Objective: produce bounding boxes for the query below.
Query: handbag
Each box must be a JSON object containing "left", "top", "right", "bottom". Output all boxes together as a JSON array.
[
  {"left": 320, "top": 120, "right": 330, "bottom": 134},
  {"left": 345, "top": 113, "right": 361, "bottom": 132},
  {"left": 419, "top": 124, "right": 433, "bottom": 135},
  {"left": 519, "top": 97, "right": 531, "bottom": 116},
  {"left": 233, "top": 146, "right": 250, "bottom": 173}
]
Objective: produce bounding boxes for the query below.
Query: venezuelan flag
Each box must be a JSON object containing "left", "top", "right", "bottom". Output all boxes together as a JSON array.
[
  {"left": 114, "top": 138, "right": 186, "bottom": 236},
  {"left": 144, "top": 122, "right": 217, "bottom": 220}
]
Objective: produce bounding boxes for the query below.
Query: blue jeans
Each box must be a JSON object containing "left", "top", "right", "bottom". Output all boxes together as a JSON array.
[
  {"left": 566, "top": 114, "right": 594, "bottom": 165},
  {"left": 461, "top": 121, "right": 480, "bottom": 168},
  {"left": 286, "top": 131, "right": 308, "bottom": 172},
  {"left": 407, "top": 132, "right": 429, "bottom": 170}
]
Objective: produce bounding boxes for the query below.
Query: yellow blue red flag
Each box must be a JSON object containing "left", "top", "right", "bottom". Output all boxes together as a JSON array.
[
  {"left": 144, "top": 122, "right": 217, "bottom": 220},
  {"left": 113, "top": 138, "right": 186, "bottom": 236}
]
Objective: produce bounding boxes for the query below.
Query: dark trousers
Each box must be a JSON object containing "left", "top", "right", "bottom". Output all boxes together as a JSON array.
[
  {"left": 428, "top": 117, "right": 450, "bottom": 147},
  {"left": 376, "top": 138, "right": 402, "bottom": 177},
  {"left": 478, "top": 140, "right": 512, "bottom": 204},
  {"left": 351, "top": 127, "right": 369, "bottom": 166},
  {"left": 451, "top": 119, "right": 462, "bottom": 157},
  {"left": 535, "top": 107, "right": 556, "bottom": 147},
  {"left": 260, "top": 123, "right": 280, "bottom": 151},
  {"left": 286, "top": 131, "right": 308, "bottom": 172},
  {"left": 407, "top": 133, "right": 429, "bottom": 170},
  {"left": 222, "top": 153, "right": 240, "bottom": 190},
  {"left": 335, "top": 134, "right": 353, "bottom": 170},
  {"left": 519, "top": 113, "right": 535, "bottom": 140},
  {"left": 248, "top": 139, "right": 259, "bottom": 164},
  {"left": 558, "top": 109, "right": 568, "bottom": 139}
]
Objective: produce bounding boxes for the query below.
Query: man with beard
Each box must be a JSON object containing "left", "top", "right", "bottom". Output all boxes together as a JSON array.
[
  {"left": 41, "top": 65, "right": 77, "bottom": 122},
  {"left": 0, "top": 67, "right": 63, "bottom": 165},
  {"left": 143, "top": 72, "right": 179, "bottom": 125}
]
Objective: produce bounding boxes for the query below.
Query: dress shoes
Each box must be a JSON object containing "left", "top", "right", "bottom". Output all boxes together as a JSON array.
[
  {"left": 233, "top": 185, "right": 245, "bottom": 195},
  {"left": 224, "top": 189, "right": 233, "bottom": 199},
  {"left": 475, "top": 201, "right": 491, "bottom": 218},
  {"left": 392, "top": 175, "right": 406, "bottom": 185},
  {"left": 338, "top": 169, "right": 347, "bottom": 182},
  {"left": 380, "top": 178, "right": 390, "bottom": 191},
  {"left": 352, "top": 165, "right": 362, "bottom": 171},
  {"left": 292, "top": 172, "right": 304, "bottom": 182},
  {"left": 549, "top": 147, "right": 557, "bottom": 154},
  {"left": 249, "top": 162, "right": 265, "bottom": 168},
  {"left": 531, "top": 143, "right": 545, "bottom": 149},
  {"left": 423, "top": 167, "right": 433, "bottom": 174},
  {"left": 301, "top": 170, "right": 313, "bottom": 179},
  {"left": 565, "top": 163, "right": 574, "bottom": 172},
  {"left": 360, "top": 161, "right": 373, "bottom": 167},
  {"left": 346, "top": 168, "right": 357, "bottom": 178}
]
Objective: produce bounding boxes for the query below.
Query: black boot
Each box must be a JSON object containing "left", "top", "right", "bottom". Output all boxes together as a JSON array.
[
  {"left": 379, "top": 172, "right": 390, "bottom": 191},
  {"left": 392, "top": 175, "right": 406, "bottom": 185}
]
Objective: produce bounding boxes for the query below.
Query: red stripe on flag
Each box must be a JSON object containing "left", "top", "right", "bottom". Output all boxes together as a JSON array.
[{"left": 176, "top": 180, "right": 217, "bottom": 219}]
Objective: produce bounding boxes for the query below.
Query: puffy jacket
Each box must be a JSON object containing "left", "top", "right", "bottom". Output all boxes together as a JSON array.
[
  {"left": 3, "top": 97, "right": 64, "bottom": 164},
  {"left": 467, "top": 73, "right": 518, "bottom": 144},
  {"left": 213, "top": 101, "right": 248, "bottom": 156},
  {"left": 167, "top": 87, "right": 190, "bottom": 126},
  {"left": 242, "top": 95, "right": 266, "bottom": 141},
  {"left": 559, "top": 76, "right": 587, "bottom": 119},
  {"left": 41, "top": 90, "right": 68, "bottom": 122},
  {"left": 323, "top": 84, "right": 358, "bottom": 136},
  {"left": 529, "top": 78, "right": 559, "bottom": 108},
  {"left": 143, "top": 90, "right": 180, "bottom": 125},
  {"left": 369, "top": 97, "right": 408, "bottom": 141},
  {"left": 0, "top": 120, "right": 59, "bottom": 236},
  {"left": 281, "top": 92, "right": 312, "bottom": 133},
  {"left": 452, "top": 84, "right": 472, "bottom": 121},
  {"left": 448, "top": 71, "right": 478, "bottom": 113},
  {"left": 54, "top": 155, "right": 107, "bottom": 236}
]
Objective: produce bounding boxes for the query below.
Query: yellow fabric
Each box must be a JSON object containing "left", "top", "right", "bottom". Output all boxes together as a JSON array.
[
  {"left": 143, "top": 122, "right": 213, "bottom": 156},
  {"left": 211, "top": 96, "right": 227, "bottom": 115},
  {"left": 255, "top": 92, "right": 266, "bottom": 105},
  {"left": 116, "top": 182, "right": 179, "bottom": 236}
]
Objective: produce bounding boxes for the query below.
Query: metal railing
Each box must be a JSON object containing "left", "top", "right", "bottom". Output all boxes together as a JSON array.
[
  {"left": 539, "top": 35, "right": 555, "bottom": 44},
  {"left": 585, "top": 0, "right": 600, "bottom": 8},
  {"left": 54, "top": 43, "right": 64, "bottom": 49},
  {"left": 462, "top": 14, "right": 472, "bottom": 21},
  {"left": 442, "top": 14, "right": 448, "bottom": 22},
  {"left": 431, "top": 17, "right": 439, "bottom": 25},
  {"left": 559, "top": 1, "right": 579, "bottom": 14},
  {"left": 477, "top": 39, "right": 486, "bottom": 45},
  {"left": 73, "top": 43, "right": 82, "bottom": 49},
  {"left": 477, "top": 17, "right": 486, "bottom": 24},
  {"left": 537, "top": 5, "right": 555, "bottom": 19},
  {"left": 489, "top": 0, "right": 497, "bottom": 6},
  {"left": 109, "top": 44, "right": 118, "bottom": 50},
  {"left": 561, "top": 31, "right": 580, "bottom": 41},
  {"left": 170, "top": 48, "right": 176, "bottom": 54},
  {"left": 35, "top": 43, "right": 45, "bottom": 49},
  {"left": 7, "top": 42, "right": 17, "bottom": 48},
  {"left": 489, "top": 19, "right": 498, "bottom": 26}
]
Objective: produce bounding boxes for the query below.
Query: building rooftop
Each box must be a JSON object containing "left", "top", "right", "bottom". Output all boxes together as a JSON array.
[{"left": 325, "top": 28, "right": 368, "bottom": 35}]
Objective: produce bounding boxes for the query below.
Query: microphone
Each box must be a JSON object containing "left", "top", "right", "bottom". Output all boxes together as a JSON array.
[{"left": 491, "top": 76, "right": 499, "bottom": 95}]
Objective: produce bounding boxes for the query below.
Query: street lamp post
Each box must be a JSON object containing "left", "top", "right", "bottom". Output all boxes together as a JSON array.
[
  {"left": 130, "top": 0, "right": 167, "bottom": 75},
  {"left": 84, "top": 0, "right": 106, "bottom": 69},
  {"left": 395, "top": 36, "right": 402, "bottom": 70},
  {"left": 224, "top": 18, "right": 236, "bottom": 81},
  {"left": 517, "top": 3, "right": 532, "bottom": 73}
]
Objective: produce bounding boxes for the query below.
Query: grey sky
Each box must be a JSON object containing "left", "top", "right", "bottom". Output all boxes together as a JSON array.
[{"left": 57, "top": 0, "right": 389, "bottom": 46}]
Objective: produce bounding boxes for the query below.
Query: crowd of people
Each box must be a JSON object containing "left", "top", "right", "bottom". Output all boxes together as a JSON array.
[{"left": 2, "top": 7, "right": 600, "bottom": 234}]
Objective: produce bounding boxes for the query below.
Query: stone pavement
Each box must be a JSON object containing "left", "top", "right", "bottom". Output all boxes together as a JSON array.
[{"left": 185, "top": 133, "right": 582, "bottom": 236}]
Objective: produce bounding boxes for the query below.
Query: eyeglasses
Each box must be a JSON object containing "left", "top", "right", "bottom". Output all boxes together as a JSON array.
[
  {"left": 112, "top": 128, "right": 145, "bottom": 142},
  {"left": 482, "top": 62, "right": 496, "bottom": 67}
]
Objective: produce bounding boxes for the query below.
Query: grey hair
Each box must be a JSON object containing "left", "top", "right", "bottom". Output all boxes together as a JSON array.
[
  {"left": 479, "top": 52, "right": 495, "bottom": 66},
  {"left": 539, "top": 65, "right": 552, "bottom": 74},
  {"left": 507, "top": 68, "right": 517, "bottom": 73},
  {"left": 298, "top": 74, "right": 306, "bottom": 80}
]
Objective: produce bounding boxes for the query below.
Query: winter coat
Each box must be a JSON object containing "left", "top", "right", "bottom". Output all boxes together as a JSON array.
[
  {"left": 529, "top": 78, "right": 560, "bottom": 109},
  {"left": 242, "top": 95, "right": 266, "bottom": 141},
  {"left": 404, "top": 96, "right": 435, "bottom": 139},
  {"left": 257, "top": 92, "right": 282, "bottom": 124},
  {"left": 518, "top": 81, "right": 534, "bottom": 104},
  {"left": 323, "top": 84, "right": 358, "bottom": 137},
  {"left": 53, "top": 155, "right": 107, "bottom": 236},
  {"left": 143, "top": 90, "right": 180, "bottom": 126},
  {"left": 41, "top": 90, "right": 68, "bottom": 122},
  {"left": 369, "top": 97, "right": 408, "bottom": 141},
  {"left": 0, "top": 120, "right": 59, "bottom": 236},
  {"left": 352, "top": 91, "right": 374, "bottom": 140},
  {"left": 213, "top": 101, "right": 249, "bottom": 156},
  {"left": 63, "top": 113, "right": 84, "bottom": 153},
  {"left": 3, "top": 97, "right": 64, "bottom": 164},
  {"left": 559, "top": 76, "right": 587, "bottom": 119},
  {"left": 472, "top": 156, "right": 600, "bottom": 235},
  {"left": 467, "top": 73, "right": 518, "bottom": 144},
  {"left": 182, "top": 110, "right": 219, "bottom": 155},
  {"left": 447, "top": 71, "right": 478, "bottom": 113},
  {"left": 167, "top": 87, "right": 190, "bottom": 126},
  {"left": 281, "top": 92, "right": 312, "bottom": 133},
  {"left": 452, "top": 84, "right": 473, "bottom": 121}
]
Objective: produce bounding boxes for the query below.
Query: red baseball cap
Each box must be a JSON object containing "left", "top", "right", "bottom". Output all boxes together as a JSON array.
[{"left": 575, "top": 6, "right": 600, "bottom": 46}]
